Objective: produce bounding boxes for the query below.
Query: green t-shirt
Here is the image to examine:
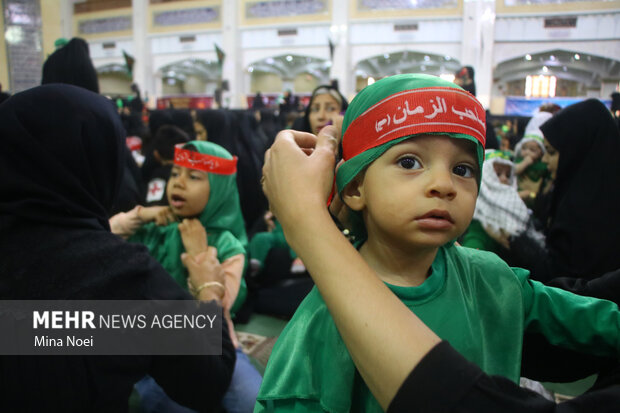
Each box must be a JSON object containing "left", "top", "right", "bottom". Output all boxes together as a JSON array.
[{"left": 255, "top": 244, "right": 620, "bottom": 413}]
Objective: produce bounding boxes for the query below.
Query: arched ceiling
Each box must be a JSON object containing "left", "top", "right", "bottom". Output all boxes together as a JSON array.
[
  {"left": 159, "top": 58, "right": 221, "bottom": 82},
  {"left": 247, "top": 54, "right": 330, "bottom": 82},
  {"left": 355, "top": 51, "right": 462, "bottom": 78},
  {"left": 96, "top": 63, "right": 130, "bottom": 76},
  {"left": 494, "top": 49, "right": 620, "bottom": 89}
]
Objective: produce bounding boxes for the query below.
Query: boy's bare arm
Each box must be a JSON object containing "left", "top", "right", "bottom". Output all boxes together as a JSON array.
[
  {"left": 514, "top": 156, "right": 534, "bottom": 175},
  {"left": 136, "top": 205, "right": 176, "bottom": 225},
  {"left": 220, "top": 254, "right": 244, "bottom": 311},
  {"left": 262, "top": 127, "right": 441, "bottom": 410},
  {"left": 109, "top": 205, "right": 143, "bottom": 238}
]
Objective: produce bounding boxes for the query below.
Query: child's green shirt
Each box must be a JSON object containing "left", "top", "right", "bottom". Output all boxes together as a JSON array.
[{"left": 255, "top": 244, "right": 620, "bottom": 413}]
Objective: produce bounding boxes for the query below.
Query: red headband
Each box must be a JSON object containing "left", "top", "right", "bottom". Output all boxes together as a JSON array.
[
  {"left": 342, "top": 87, "right": 486, "bottom": 160},
  {"left": 173, "top": 145, "right": 237, "bottom": 175}
]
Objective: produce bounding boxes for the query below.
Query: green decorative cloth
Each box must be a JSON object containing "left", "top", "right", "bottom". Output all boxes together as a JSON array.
[
  {"left": 256, "top": 244, "right": 620, "bottom": 413},
  {"left": 130, "top": 141, "right": 248, "bottom": 313}
]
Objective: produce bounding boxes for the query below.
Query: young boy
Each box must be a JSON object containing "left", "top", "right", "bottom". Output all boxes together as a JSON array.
[{"left": 255, "top": 74, "right": 620, "bottom": 412}]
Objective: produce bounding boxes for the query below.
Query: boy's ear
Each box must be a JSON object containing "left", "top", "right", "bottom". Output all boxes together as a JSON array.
[{"left": 342, "top": 173, "right": 366, "bottom": 211}]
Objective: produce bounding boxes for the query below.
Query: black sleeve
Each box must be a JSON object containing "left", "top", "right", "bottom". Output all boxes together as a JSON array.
[
  {"left": 148, "top": 308, "right": 236, "bottom": 413},
  {"left": 388, "top": 341, "right": 620, "bottom": 413},
  {"left": 116, "top": 243, "right": 237, "bottom": 412},
  {"left": 506, "top": 229, "right": 556, "bottom": 283},
  {"left": 546, "top": 268, "right": 620, "bottom": 305}
]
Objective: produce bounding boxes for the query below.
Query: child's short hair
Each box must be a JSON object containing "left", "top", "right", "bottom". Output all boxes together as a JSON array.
[{"left": 335, "top": 73, "right": 487, "bottom": 240}]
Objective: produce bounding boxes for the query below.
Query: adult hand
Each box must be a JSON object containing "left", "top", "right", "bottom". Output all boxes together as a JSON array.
[
  {"left": 262, "top": 126, "right": 339, "bottom": 229},
  {"left": 182, "top": 247, "right": 225, "bottom": 302},
  {"left": 179, "top": 218, "right": 208, "bottom": 256}
]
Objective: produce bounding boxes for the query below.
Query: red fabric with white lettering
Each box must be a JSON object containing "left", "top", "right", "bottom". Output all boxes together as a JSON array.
[
  {"left": 342, "top": 87, "right": 486, "bottom": 161},
  {"left": 173, "top": 145, "right": 237, "bottom": 175}
]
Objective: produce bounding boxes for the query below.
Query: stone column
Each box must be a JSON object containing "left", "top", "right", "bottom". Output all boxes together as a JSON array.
[
  {"left": 221, "top": 0, "right": 242, "bottom": 107},
  {"left": 461, "top": 0, "right": 495, "bottom": 107},
  {"left": 329, "top": 0, "right": 350, "bottom": 96},
  {"left": 131, "top": 0, "right": 154, "bottom": 103}
]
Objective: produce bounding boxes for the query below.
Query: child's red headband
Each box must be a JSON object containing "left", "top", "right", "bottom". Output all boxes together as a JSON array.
[
  {"left": 173, "top": 145, "right": 237, "bottom": 175},
  {"left": 342, "top": 87, "right": 486, "bottom": 161}
]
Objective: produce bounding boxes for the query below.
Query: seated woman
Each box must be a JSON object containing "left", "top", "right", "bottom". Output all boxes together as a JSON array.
[
  {"left": 0, "top": 84, "right": 235, "bottom": 412},
  {"left": 508, "top": 99, "right": 620, "bottom": 285}
]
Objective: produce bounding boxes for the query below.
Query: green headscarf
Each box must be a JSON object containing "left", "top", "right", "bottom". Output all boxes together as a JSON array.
[
  {"left": 130, "top": 141, "right": 248, "bottom": 312},
  {"left": 336, "top": 74, "right": 487, "bottom": 242}
]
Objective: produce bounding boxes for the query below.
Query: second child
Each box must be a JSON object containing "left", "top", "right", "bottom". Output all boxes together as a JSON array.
[{"left": 112, "top": 141, "right": 261, "bottom": 413}]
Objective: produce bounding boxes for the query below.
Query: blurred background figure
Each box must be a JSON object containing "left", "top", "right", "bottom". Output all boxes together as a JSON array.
[{"left": 292, "top": 84, "right": 347, "bottom": 135}]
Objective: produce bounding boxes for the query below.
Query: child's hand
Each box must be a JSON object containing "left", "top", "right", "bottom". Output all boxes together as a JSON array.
[
  {"left": 514, "top": 157, "right": 534, "bottom": 176},
  {"left": 179, "top": 218, "right": 208, "bottom": 256},
  {"left": 138, "top": 206, "right": 174, "bottom": 225},
  {"left": 262, "top": 126, "right": 338, "bottom": 229}
]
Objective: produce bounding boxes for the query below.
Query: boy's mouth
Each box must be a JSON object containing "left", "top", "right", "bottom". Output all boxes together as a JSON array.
[
  {"left": 415, "top": 210, "right": 454, "bottom": 229},
  {"left": 169, "top": 194, "right": 186, "bottom": 209}
]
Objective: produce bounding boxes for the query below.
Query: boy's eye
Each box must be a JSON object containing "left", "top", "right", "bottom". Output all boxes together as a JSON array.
[
  {"left": 453, "top": 164, "right": 475, "bottom": 178},
  {"left": 398, "top": 157, "right": 421, "bottom": 170},
  {"left": 190, "top": 173, "right": 203, "bottom": 180},
  {"left": 170, "top": 170, "right": 179, "bottom": 178}
]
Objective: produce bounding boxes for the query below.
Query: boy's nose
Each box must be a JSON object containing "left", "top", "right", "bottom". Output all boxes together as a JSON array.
[{"left": 426, "top": 168, "right": 456, "bottom": 199}]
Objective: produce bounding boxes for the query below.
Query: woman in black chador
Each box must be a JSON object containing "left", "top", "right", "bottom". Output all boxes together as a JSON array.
[{"left": 0, "top": 84, "right": 235, "bottom": 412}]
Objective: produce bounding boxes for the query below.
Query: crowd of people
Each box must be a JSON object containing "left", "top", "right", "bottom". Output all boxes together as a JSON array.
[{"left": 0, "top": 37, "right": 619, "bottom": 412}]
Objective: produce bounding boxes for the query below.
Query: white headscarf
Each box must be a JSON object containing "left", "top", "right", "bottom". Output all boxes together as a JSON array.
[
  {"left": 515, "top": 111, "right": 551, "bottom": 157},
  {"left": 473, "top": 150, "right": 529, "bottom": 236}
]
